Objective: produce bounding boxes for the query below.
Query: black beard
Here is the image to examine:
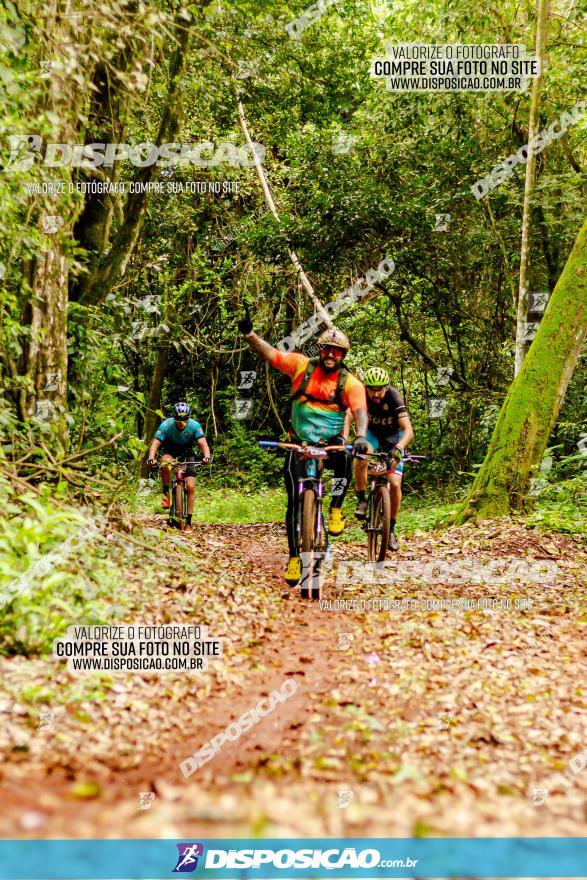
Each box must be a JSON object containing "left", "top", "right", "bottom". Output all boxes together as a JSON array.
[{"left": 320, "top": 358, "right": 339, "bottom": 373}]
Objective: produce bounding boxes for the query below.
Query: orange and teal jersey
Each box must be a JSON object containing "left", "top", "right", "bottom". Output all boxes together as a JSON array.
[{"left": 270, "top": 351, "right": 366, "bottom": 443}]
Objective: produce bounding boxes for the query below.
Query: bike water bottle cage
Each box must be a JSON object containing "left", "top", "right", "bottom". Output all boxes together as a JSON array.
[{"left": 290, "top": 358, "right": 348, "bottom": 410}]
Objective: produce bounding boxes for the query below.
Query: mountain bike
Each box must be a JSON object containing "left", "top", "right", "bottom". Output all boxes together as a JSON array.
[
  {"left": 155, "top": 457, "right": 211, "bottom": 531},
  {"left": 355, "top": 450, "right": 425, "bottom": 562},
  {"left": 258, "top": 440, "right": 349, "bottom": 600}
]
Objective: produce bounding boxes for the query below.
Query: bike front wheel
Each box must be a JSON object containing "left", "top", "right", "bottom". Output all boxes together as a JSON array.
[
  {"left": 368, "top": 484, "right": 391, "bottom": 563},
  {"left": 301, "top": 487, "right": 328, "bottom": 600},
  {"left": 169, "top": 479, "right": 185, "bottom": 530}
]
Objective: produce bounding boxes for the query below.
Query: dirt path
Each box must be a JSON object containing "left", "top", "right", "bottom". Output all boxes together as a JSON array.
[{"left": 0, "top": 518, "right": 586, "bottom": 839}]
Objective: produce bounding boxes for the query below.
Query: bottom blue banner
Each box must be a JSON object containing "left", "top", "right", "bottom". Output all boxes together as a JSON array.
[{"left": 0, "top": 837, "right": 585, "bottom": 879}]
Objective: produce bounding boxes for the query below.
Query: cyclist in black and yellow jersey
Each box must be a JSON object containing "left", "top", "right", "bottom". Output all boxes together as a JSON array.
[{"left": 347, "top": 367, "right": 414, "bottom": 551}]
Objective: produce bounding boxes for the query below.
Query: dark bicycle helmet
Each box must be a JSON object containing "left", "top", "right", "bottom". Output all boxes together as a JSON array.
[{"left": 173, "top": 401, "right": 191, "bottom": 419}]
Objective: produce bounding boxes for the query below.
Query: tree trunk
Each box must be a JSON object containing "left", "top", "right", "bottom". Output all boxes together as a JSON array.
[
  {"left": 69, "top": 47, "right": 133, "bottom": 303},
  {"left": 76, "top": 14, "right": 192, "bottom": 309},
  {"left": 454, "top": 216, "right": 587, "bottom": 523},
  {"left": 23, "top": 0, "right": 84, "bottom": 434},
  {"left": 514, "top": 0, "right": 549, "bottom": 376},
  {"left": 140, "top": 344, "right": 169, "bottom": 476},
  {"left": 26, "top": 213, "right": 69, "bottom": 426}
]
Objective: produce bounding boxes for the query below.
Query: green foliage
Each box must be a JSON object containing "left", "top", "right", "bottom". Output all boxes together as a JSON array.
[
  {"left": 0, "top": 478, "right": 127, "bottom": 656},
  {"left": 526, "top": 475, "right": 587, "bottom": 536},
  {"left": 0, "top": 0, "right": 585, "bottom": 544}
]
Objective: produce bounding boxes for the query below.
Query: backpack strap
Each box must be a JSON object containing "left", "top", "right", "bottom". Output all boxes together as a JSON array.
[{"left": 290, "top": 357, "right": 349, "bottom": 411}]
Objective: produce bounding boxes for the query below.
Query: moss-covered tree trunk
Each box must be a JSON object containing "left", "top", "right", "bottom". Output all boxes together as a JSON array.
[
  {"left": 514, "top": 0, "right": 549, "bottom": 376},
  {"left": 454, "top": 217, "right": 587, "bottom": 523}
]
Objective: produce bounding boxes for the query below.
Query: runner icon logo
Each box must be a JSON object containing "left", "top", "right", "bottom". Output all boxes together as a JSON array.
[
  {"left": 530, "top": 788, "right": 549, "bottom": 807},
  {"left": 336, "top": 632, "right": 353, "bottom": 650},
  {"left": 173, "top": 843, "right": 205, "bottom": 873},
  {"left": 137, "top": 792, "right": 156, "bottom": 810},
  {"left": 337, "top": 790, "right": 354, "bottom": 808}
]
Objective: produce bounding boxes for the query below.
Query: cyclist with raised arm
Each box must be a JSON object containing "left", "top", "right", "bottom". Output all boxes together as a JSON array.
[
  {"left": 238, "top": 315, "right": 369, "bottom": 585},
  {"left": 349, "top": 367, "right": 414, "bottom": 551},
  {"left": 146, "top": 402, "right": 212, "bottom": 532}
]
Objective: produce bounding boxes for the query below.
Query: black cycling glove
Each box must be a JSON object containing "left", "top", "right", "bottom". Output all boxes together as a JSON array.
[
  {"left": 237, "top": 306, "right": 253, "bottom": 336},
  {"left": 352, "top": 436, "right": 370, "bottom": 456}
]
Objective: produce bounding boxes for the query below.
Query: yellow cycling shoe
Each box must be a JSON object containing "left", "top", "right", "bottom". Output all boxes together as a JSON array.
[
  {"left": 329, "top": 508, "right": 345, "bottom": 536},
  {"left": 284, "top": 556, "right": 302, "bottom": 586}
]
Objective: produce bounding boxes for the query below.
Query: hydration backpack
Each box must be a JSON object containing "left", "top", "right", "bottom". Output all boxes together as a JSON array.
[{"left": 290, "top": 357, "right": 349, "bottom": 411}]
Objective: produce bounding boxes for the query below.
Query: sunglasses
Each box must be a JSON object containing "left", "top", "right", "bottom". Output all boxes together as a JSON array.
[{"left": 320, "top": 345, "right": 345, "bottom": 355}]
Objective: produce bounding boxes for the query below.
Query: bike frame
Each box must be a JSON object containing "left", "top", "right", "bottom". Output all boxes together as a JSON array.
[
  {"left": 156, "top": 457, "right": 210, "bottom": 529},
  {"left": 259, "top": 441, "right": 349, "bottom": 595},
  {"left": 295, "top": 452, "right": 327, "bottom": 557},
  {"left": 360, "top": 451, "right": 426, "bottom": 533}
]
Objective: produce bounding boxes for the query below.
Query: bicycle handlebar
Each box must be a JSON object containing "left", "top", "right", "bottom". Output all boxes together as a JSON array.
[
  {"left": 155, "top": 457, "right": 213, "bottom": 470},
  {"left": 354, "top": 450, "right": 427, "bottom": 463},
  {"left": 259, "top": 441, "right": 426, "bottom": 463},
  {"left": 259, "top": 440, "right": 350, "bottom": 458}
]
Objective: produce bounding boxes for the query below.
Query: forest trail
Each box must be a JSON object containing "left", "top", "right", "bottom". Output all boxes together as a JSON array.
[{"left": 0, "top": 519, "right": 585, "bottom": 838}]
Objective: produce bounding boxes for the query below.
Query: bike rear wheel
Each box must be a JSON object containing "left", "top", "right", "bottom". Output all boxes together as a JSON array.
[{"left": 368, "top": 484, "right": 391, "bottom": 562}]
